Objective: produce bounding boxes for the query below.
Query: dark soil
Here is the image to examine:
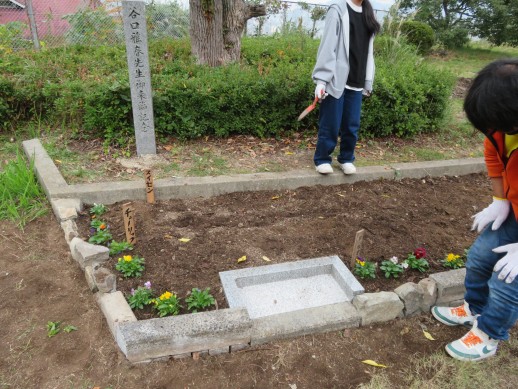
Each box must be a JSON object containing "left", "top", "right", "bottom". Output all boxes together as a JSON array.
[{"left": 77, "top": 173, "right": 489, "bottom": 320}]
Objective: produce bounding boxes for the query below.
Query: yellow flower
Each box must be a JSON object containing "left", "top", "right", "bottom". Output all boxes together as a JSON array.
[
  {"left": 160, "top": 291, "right": 173, "bottom": 301},
  {"left": 123, "top": 255, "right": 132, "bottom": 262},
  {"left": 446, "top": 253, "right": 460, "bottom": 262},
  {"left": 118, "top": 258, "right": 122, "bottom": 262},
  {"left": 356, "top": 258, "right": 366, "bottom": 267}
]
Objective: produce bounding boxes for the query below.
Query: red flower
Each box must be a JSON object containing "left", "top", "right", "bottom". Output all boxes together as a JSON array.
[{"left": 414, "top": 247, "right": 426, "bottom": 259}]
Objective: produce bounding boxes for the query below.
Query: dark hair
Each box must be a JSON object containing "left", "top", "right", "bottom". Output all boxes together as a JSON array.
[
  {"left": 362, "top": 0, "right": 381, "bottom": 35},
  {"left": 464, "top": 59, "right": 518, "bottom": 135}
]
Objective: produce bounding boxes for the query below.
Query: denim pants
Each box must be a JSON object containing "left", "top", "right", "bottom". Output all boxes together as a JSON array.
[
  {"left": 465, "top": 209, "right": 518, "bottom": 340},
  {"left": 313, "top": 88, "right": 363, "bottom": 166}
]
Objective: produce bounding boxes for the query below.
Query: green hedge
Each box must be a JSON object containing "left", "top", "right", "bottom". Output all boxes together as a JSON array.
[{"left": 0, "top": 35, "right": 455, "bottom": 142}]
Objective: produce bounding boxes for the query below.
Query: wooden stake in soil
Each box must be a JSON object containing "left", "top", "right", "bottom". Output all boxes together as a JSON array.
[
  {"left": 144, "top": 169, "right": 155, "bottom": 204},
  {"left": 350, "top": 229, "right": 365, "bottom": 268},
  {"left": 122, "top": 203, "right": 137, "bottom": 245}
]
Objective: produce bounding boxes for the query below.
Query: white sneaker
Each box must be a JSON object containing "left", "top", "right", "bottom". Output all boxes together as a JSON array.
[
  {"left": 431, "top": 301, "right": 476, "bottom": 327},
  {"left": 316, "top": 163, "right": 333, "bottom": 175},
  {"left": 340, "top": 162, "right": 356, "bottom": 175},
  {"left": 445, "top": 320, "right": 499, "bottom": 362}
]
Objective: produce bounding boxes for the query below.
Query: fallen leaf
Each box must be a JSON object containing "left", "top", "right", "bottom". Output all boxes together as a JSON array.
[
  {"left": 164, "top": 234, "right": 173, "bottom": 239},
  {"left": 318, "top": 216, "right": 324, "bottom": 219},
  {"left": 178, "top": 238, "right": 191, "bottom": 243},
  {"left": 262, "top": 256, "right": 271, "bottom": 262},
  {"left": 423, "top": 330, "right": 435, "bottom": 341},
  {"left": 271, "top": 195, "right": 281, "bottom": 200},
  {"left": 400, "top": 327, "right": 410, "bottom": 335},
  {"left": 237, "top": 255, "right": 247, "bottom": 263},
  {"left": 337, "top": 193, "right": 345, "bottom": 197},
  {"left": 55, "top": 159, "right": 62, "bottom": 164},
  {"left": 164, "top": 145, "right": 173, "bottom": 151},
  {"left": 361, "top": 360, "right": 387, "bottom": 368},
  {"left": 285, "top": 151, "right": 294, "bottom": 155}
]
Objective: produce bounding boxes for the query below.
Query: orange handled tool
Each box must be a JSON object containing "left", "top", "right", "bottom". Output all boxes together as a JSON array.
[{"left": 297, "top": 97, "right": 319, "bottom": 121}]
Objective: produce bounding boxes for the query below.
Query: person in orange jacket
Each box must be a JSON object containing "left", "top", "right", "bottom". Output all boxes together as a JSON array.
[{"left": 431, "top": 58, "right": 518, "bottom": 361}]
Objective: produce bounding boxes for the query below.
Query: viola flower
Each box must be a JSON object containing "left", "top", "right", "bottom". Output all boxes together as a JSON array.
[
  {"left": 401, "top": 262, "right": 409, "bottom": 269},
  {"left": 356, "top": 257, "right": 366, "bottom": 267},
  {"left": 160, "top": 291, "right": 173, "bottom": 301},
  {"left": 123, "top": 255, "right": 132, "bottom": 262},
  {"left": 89, "top": 227, "right": 96, "bottom": 235},
  {"left": 446, "top": 253, "right": 460, "bottom": 262},
  {"left": 414, "top": 247, "right": 426, "bottom": 259},
  {"left": 99, "top": 223, "right": 106, "bottom": 230},
  {"left": 144, "top": 281, "right": 152, "bottom": 289},
  {"left": 389, "top": 256, "right": 399, "bottom": 264},
  {"left": 131, "top": 288, "right": 135, "bottom": 296}
]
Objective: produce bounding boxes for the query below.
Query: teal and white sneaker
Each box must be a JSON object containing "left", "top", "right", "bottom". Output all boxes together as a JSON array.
[
  {"left": 431, "top": 301, "right": 475, "bottom": 327},
  {"left": 445, "top": 320, "right": 499, "bottom": 362}
]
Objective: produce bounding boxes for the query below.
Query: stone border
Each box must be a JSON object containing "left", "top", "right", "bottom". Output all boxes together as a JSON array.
[{"left": 24, "top": 138, "right": 473, "bottom": 363}]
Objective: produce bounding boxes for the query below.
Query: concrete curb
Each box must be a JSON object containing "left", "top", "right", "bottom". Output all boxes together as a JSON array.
[
  {"left": 25, "top": 137, "right": 472, "bottom": 363},
  {"left": 23, "top": 138, "right": 486, "bottom": 204}
]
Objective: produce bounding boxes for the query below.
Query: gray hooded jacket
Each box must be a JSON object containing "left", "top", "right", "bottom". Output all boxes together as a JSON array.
[{"left": 311, "top": 0, "right": 375, "bottom": 99}]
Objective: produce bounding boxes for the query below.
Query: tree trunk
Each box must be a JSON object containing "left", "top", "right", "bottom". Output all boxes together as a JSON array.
[
  {"left": 190, "top": 0, "right": 266, "bottom": 66},
  {"left": 189, "top": 0, "right": 225, "bottom": 66}
]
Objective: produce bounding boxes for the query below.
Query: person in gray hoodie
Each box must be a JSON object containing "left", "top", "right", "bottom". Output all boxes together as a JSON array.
[{"left": 312, "top": 0, "right": 380, "bottom": 175}]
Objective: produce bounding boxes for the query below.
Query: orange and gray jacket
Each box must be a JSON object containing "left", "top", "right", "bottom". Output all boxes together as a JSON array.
[{"left": 485, "top": 132, "right": 518, "bottom": 218}]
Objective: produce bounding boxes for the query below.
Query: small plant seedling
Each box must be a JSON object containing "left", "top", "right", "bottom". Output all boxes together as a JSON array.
[
  {"left": 154, "top": 291, "right": 181, "bottom": 317},
  {"left": 46, "top": 321, "right": 61, "bottom": 337},
  {"left": 88, "top": 229, "right": 113, "bottom": 245},
  {"left": 380, "top": 257, "right": 406, "bottom": 279},
  {"left": 442, "top": 253, "right": 465, "bottom": 269},
  {"left": 404, "top": 254, "right": 429, "bottom": 273},
  {"left": 115, "top": 255, "right": 145, "bottom": 278},
  {"left": 127, "top": 282, "right": 154, "bottom": 309},
  {"left": 186, "top": 287, "right": 216, "bottom": 313},
  {"left": 109, "top": 240, "right": 134, "bottom": 256},
  {"left": 353, "top": 257, "right": 376, "bottom": 279},
  {"left": 63, "top": 325, "right": 78, "bottom": 333},
  {"left": 90, "top": 203, "right": 107, "bottom": 217}
]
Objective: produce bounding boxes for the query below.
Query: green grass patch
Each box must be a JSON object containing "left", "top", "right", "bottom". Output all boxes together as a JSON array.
[{"left": 0, "top": 152, "right": 48, "bottom": 228}]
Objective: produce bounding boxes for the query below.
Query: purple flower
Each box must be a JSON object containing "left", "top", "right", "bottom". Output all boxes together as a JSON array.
[
  {"left": 130, "top": 288, "right": 135, "bottom": 296},
  {"left": 144, "top": 281, "right": 151, "bottom": 289},
  {"left": 89, "top": 227, "right": 96, "bottom": 235}
]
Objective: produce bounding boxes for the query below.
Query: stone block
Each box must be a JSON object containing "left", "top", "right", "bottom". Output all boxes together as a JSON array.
[
  {"left": 394, "top": 282, "right": 423, "bottom": 317},
  {"left": 230, "top": 343, "right": 250, "bottom": 353},
  {"left": 352, "top": 292, "right": 404, "bottom": 325},
  {"left": 418, "top": 278, "right": 437, "bottom": 312},
  {"left": 429, "top": 269, "right": 466, "bottom": 305},
  {"left": 51, "top": 198, "right": 83, "bottom": 221},
  {"left": 85, "top": 266, "right": 98, "bottom": 292},
  {"left": 250, "top": 302, "right": 360, "bottom": 346},
  {"left": 70, "top": 237, "right": 110, "bottom": 269},
  {"left": 60, "top": 219, "right": 79, "bottom": 243},
  {"left": 95, "top": 291, "right": 137, "bottom": 342},
  {"left": 94, "top": 267, "right": 117, "bottom": 293},
  {"left": 116, "top": 308, "right": 251, "bottom": 363}
]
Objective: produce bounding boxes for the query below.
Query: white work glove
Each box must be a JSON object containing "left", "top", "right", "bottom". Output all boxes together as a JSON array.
[
  {"left": 493, "top": 243, "right": 518, "bottom": 283},
  {"left": 471, "top": 197, "right": 510, "bottom": 233},
  {"left": 314, "top": 83, "right": 328, "bottom": 100}
]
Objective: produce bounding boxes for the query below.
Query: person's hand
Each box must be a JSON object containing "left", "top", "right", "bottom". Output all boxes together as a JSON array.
[
  {"left": 492, "top": 243, "right": 518, "bottom": 283},
  {"left": 314, "top": 83, "right": 327, "bottom": 100},
  {"left": 471, "top": 197, "right": 510, "bottom": 233}
]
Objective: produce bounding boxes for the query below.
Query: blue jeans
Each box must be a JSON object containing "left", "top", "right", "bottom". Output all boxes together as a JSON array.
[
  {"left": 313, "top": 89, "right": 363, "bottom": 166},
  {"left": 465, "top": 210, "right": 518, "bottom": 340}
]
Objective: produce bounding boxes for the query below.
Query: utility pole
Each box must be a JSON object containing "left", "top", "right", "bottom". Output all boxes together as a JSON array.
[{"left": 26, "top": 0, "right": 41, "bottom": 50}]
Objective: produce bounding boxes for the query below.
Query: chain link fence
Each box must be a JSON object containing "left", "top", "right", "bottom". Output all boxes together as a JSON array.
[{"left": 0, "top": 0, "right": 387, "bottom": 51}]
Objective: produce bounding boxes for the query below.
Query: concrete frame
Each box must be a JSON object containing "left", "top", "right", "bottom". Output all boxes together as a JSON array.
[{"left": 22, "top": 138, "right": 478, "bottom": 363}]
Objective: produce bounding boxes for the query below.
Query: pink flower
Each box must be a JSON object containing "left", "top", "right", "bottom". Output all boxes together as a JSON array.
[
  {"left": 144, "top": 281, "right": 152, "bottom": 289},
  {"left": 414, "top": 247, "right": 426, "bottom": 259}
]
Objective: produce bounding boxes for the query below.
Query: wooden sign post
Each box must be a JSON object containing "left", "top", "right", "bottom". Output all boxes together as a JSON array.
[
  {"left": 350, "top": 229, "right": 365, "bottom": 268},
  {"left": 144, "top": 169, "right": 155, "bottom": 204},
  {"left": 122, "top": 202, "right": 137, "bottom": 245}
]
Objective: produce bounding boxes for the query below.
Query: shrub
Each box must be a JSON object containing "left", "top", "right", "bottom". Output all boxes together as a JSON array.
[
  {"left": 437, "top": 27, "right": 470, "bottom": 49},
  {"left": 400, "top": 20, "right": 435, "bottom": 54},
  {"left": 1, "top": 35, "right": 454, "bottom": 144}
]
